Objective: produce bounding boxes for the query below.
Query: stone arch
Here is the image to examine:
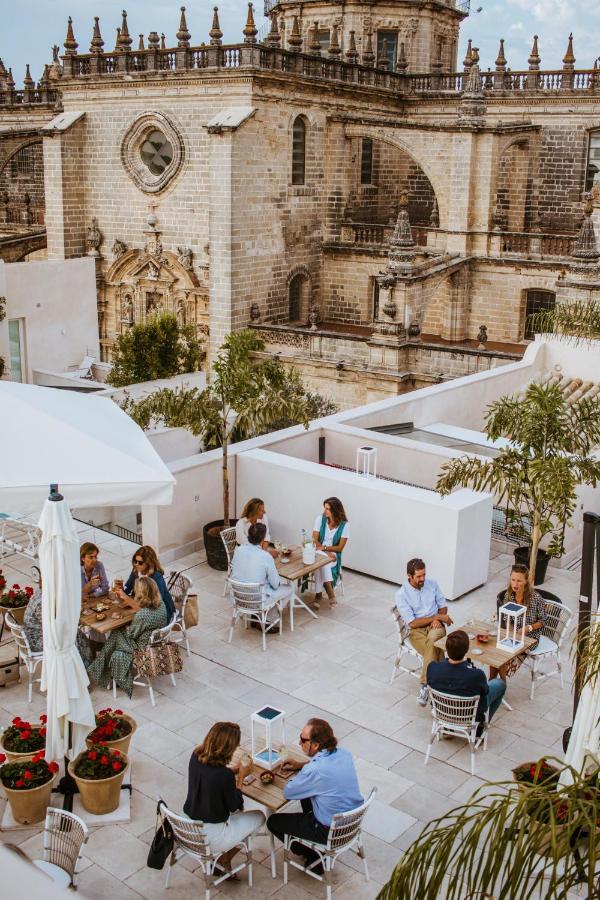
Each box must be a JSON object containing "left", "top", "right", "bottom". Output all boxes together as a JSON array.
[
  {"left": 286, "top": 265, "right": 312, "bottom": 322},
  {"left": 492, "top": 138, "right": 536, "bottom": 232},
  {"left": 0, "top": 139, "right": 45, "bottom": 225}
]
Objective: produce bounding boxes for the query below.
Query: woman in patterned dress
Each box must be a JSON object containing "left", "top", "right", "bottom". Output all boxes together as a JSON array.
[
  {"left": 490, "top": 563, "right": 547, "bottom": 680},
  {"left": 87, "top": 575, "right": 167, "bottom": 697}
]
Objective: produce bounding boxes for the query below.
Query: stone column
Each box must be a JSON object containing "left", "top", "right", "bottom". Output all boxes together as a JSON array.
[
  {"left": 207, "top": 129, "right": 234, "bottom": 360},
  {"left": 42, "top": 118, "right": 86, "bottom": 260}
]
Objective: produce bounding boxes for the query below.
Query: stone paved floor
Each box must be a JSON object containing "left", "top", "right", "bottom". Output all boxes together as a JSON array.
[{"left": 0, "top": 530, "right": 585, "bottom": 898}]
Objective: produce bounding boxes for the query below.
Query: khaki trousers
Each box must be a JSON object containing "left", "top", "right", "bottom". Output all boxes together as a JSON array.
[{"left": 409, "top": 625, "right": 446, "bottom": 684}]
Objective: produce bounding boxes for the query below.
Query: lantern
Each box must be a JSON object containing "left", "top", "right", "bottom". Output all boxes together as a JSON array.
[
  {"left": 496, "top": 601, "right": 526, "bottom": 651},
  {"left": 251, "top": 705, "right": 286, "bottom": 771}
]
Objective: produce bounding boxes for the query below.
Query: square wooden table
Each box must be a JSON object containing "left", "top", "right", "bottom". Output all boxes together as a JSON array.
[
  {"left": 79, "top": 594, "right": 135, "bottom": 635},
  {"left": 434, "top": 618, "right": 536, "bottom": 670},
  {"left": 276, "top": 546, "right": 332, "bottom": 625}
]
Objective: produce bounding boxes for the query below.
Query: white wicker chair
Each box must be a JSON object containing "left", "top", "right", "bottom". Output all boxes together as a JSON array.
[
  {"left": 283, "top": 788, "right": 377, "bottom": 900},
  {"left": 523, "top": 598, "right": 573, "bottom": 700},
  {"left": 4, "top": 611, "right": 43, "bottom": 702},
  {"left": 159, "top": 800, "right": 253, "bottom": 900},
  {"left": 389, "top": 606, "right": 423, "bottom": 684},
  {"left": 112, "top": 617, "right": 180, "bottom": 707},
  {"left": 220, "top": 527, "right": 238, "bottom": 596},
  {"left": 227, "top": 579, "right": 282, "bottom": 652},
  {"left": 32, "top": 807, "right": 89, "bottom": 888},
  {"left": 167, "top": 571, "right": 193, "bottom": 656},
  {"left": 425, "top": 689, "right": 487, "bottom": 776}
]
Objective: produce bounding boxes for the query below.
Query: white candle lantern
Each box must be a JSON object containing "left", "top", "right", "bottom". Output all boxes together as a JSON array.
[
  {"left": 251, "top": 706, "right": 286, "bottom": 770},
  {"left": 496, "top": 601, "right": 526, "bottom": 651}
]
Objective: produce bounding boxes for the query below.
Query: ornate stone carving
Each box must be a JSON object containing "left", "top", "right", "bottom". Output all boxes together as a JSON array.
[
  {"left": 177, "top": 246, "right": 193, "bottom": 271},
  {"left": 86, "top": 218, "right": 102, "bottom": 257},
  {"left": 309, "top": 304, "right": 321, "bottom": 330},
  {"left": 477, "top": 324, "right": 488, "bottom": 348},
  {"left": 249, "top": 302, "right": 261, "bottom": 322},
  {"left": 121, "top": 294, "right": 134, "bottom": 324},
  {"left": 121, "top": 112, "right": 185, "bottom": 194},
  {"left": 408, "top": 320, "right": 421, "bottom": 341},
  {"left": 571, "top": 193, "right": 599, "bottom": 261},
  {"left": 112, "top": 237, "right": 127, "bottom": 259},
  {"left": 147, "top": 262, "right": 160, "bottom": 281},
  {"left": 382, "top": 296, "right": 397, "bottom": 319}
]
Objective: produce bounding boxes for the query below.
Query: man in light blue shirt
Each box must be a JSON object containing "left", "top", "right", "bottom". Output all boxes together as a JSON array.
[
  {"left": 395, "top": 557, "right": 453, "bottom": 707},
  {"left": 230, "top": 522, "right": 292, "bottom": 612},
  {"left": 267, "top": 718, "right": 363, "bottom": 874}
]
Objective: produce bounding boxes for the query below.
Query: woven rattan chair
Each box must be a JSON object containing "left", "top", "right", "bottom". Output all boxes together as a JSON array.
[
  {"left": 523, "top": 597, "right": 573, "bottom": 700},
  {"left": 389, "top": 606, "right": 423, "bottom": 684},
  {"left": 227, "top": 579, "right": 282, "bottom": 652},
  {"left": 283, "top": 788, "right": 377, "bottom": 900},
  {"left": 220, "top": 527, "right": 238, "bottom": 596},
  {"left": 4, "top": 611, "right": 43, "bottom": 702},
  {"left": 425, "top": 688, "right": 487, "bottom": 775},
  {"left": 159, "top": 800, "right": 253, "bottom": 900},
  {"left": 167, "top": 570, "right": 193, "bottom": 656},
  {"left": 32, "top": 807, "right": 89, "bottom": 888},
  {"left": 112, "top": 617, "right": 179, "bottom": 707}
]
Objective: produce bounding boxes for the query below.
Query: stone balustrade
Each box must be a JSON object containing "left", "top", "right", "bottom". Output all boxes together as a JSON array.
[{"left": 0, "top": 88, "right": 59, "bottom": 108}]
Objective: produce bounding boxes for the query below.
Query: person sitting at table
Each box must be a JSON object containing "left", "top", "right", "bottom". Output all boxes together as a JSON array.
[
  {"left": 311, "top": 497, "right": 349, "bottom": 610},
  {"left": 87, "top": 575, "right": 167, "bottom": 697},
  {"left": 267, "top": 718, "right": 363, "bottom": 875},
  {"left": 113, "top": 545, "right": 175, "bottom": 622},
  {"left": 80, "top": 542, "right": 109, "bottom": 600},
  {"left": 230, "top": 523, "right": 292, "bottom": 618},
  {"left": 395, "top": 557, "right": 453, "bottom": 707},
  {"left": 427, "top": 630, "right": 506, "bottom": 730},
  {"left": 490, "top": 563, "right": 547, "bottom": 681},
  {"left": 183, "top": 721, "right": 265, "bottom": 874},
  {"left": 235, "top": 498, "right": 277, "bottom": 558},
  {"left": 24, "top": 575, "right": 92, "bottom": 666}
]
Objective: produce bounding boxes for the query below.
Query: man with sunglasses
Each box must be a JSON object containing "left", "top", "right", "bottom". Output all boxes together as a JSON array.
[{"left": 266, "top": 718, "right": 362, "bottom": 874}]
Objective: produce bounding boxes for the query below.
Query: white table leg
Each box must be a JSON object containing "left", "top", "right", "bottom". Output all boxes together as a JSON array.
[{"left": 270, "top": 832, "right": 276, "bottom": 878}]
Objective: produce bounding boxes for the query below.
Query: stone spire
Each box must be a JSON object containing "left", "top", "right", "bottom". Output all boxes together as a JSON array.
[
  {"left": 23, "top": 64, "right": 34, "bottom": 88},
  {"left": 90, "top": 17, "right": 104, "bottom": 54},
  {"left": 345, "top": 30, "right": 358, "bottom": 64},
  {"left": 266, "top": 15, "right": 281, "bottom": 46},
  {"left": 138, "top": 34, "right": 145, "bottom": 51},
  {"left": 177, "top": 6, "right": 191, "bottom": 47},
  {"left": 209, "top": 7, "right": 223, "bottom": 46},
  {"left": 528, "top": 34, "right": 540, "bottom": 69},
  {"left": 49, "top": 45, "right": 62, "bottom": 80},
  {"left": 572, "top": 194, "right": 599, "bottom": 261},
  {"left": 38, "top": 64, "right": 50, "bottom": 87},
  {"left": 288, "top": 15, "right": 302, "bottom": 51},
  {"left": 7, "top": 68, "right": 15, "bottom": 90},
  {"left": 243, "top": 3, "right": 258, "bottom": 44},
  {"left": 388, "top": 194, "right": 417, "bottom": 267},
  {"left": 328, "top": 23, "right": 341, "bottom": 58},
  {"left": 362, "top": 30, "right": 375, "bottom": 67},
  {"left": 160, "top": 33, "right": 166, "bottom": 50},
  {"left": 309, "top": 22, "right": 322, "bottom": 56},
  {"left": 463, "top": 38, "right": 473, "bottom": 72},
  {"left": 148, "top": 31, "right": 160, "bottom": 49},
  {"left": 114, "top": 28, "right": 122, "bottom": 52},
  {"left": 64, "top": 16, "right": 79, "bottom": 54},
  {"left": 495, "top": 38, "right": 506, "bottom": 70},
  {"left": 119, "top": 10, "right": 132, "bottom": 49},
  {"left": 397, "top": 41, "right": 408, "bottom": 72},
  {"left": 563, "top": 33, "right": 575, "bottom": 68},
  {"left": 377, "top": 37, "right": 389, "bottom": 70},
  {"left": 0, "top": 57, "right": 6, "bottom": 77}
]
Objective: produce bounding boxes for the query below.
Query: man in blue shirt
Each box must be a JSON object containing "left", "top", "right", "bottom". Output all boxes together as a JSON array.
[
  {"left": 427, "top": 629, "right": 506, "bottom": 729},
  {"left": 230, "top": 523, "right": 292, "bottom": 616},
  {"left": 395, "top": 557, "right": 453, "bottom": 707},
  {"left": 267, "top": 718, "right": 363, "bottom": 874}
]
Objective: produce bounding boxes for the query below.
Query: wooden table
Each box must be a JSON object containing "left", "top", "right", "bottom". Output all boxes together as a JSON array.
[
  {"left": 79, "top": 594, "right": 135, "bottom": 635},
  {"left": 434, "top": 619, "right": 537, "bottom": 670},
  {"left": 276, "top": 546, "right": 332, "bottom": 626}
]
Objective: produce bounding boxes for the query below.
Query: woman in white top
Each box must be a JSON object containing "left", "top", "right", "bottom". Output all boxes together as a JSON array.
[
  {"left": 236, "top": 498, "right": 277, "bottom": 557},
  {"left": 312, "top": 497, "right": 349, "bottom": 609}
]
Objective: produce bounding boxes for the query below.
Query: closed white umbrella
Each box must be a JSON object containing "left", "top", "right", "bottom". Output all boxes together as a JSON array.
[
  {"left": 39, "top": 491, "right": 95, "bottom": 762},
  {"left": 560, "top": 618, "right": 600, "bottom": 786}
]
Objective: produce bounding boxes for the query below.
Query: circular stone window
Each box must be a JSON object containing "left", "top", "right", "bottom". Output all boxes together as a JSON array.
[{"left": 121, "top": 113, "right": 184, "bottom": 193}]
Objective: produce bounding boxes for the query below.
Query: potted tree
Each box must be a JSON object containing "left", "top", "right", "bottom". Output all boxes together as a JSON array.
[
  {"left": 126, "top": 330, "right": 315, "bottom": 569},
  {"left": 86, "top": 708, "right": 137, "bottom": 756},
  {"left": 0, "top": 714, "right": 47, "bottom": 762},
  {"left": 68, "top": 744, "right": 128, "bottom": 815},
  {"left": 0, "top": 751, "right": 59, "bottom": 825},
  {"left": 436, "top": 379, "right": 600, "bottom": 584},
  {"left": 0, "top": 571, "right": 35, "bottom": 624}
]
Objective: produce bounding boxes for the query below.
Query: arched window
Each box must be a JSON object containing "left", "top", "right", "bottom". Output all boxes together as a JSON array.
[
  {"left": 524, "top": 290, "right": 555, "bottom": 340},
  {"left": 585, "top": 131, "right": 600, "bottom": 192},
  {"left": 288, "top": 272, "right": 310, "bottom": 322},
  {"left": 292, "top": 117, "right": 306, "bottom": 186},
  {"left": 361, "top": 138, "right": 373, "bottom": 185}
]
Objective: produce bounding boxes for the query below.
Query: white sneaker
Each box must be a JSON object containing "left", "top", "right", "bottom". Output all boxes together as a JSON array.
[{"left": 417, "top": 685, "right": 429, "bottom": 707}]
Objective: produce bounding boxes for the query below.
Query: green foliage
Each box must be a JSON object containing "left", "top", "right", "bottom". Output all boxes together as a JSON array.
[
  {"left": 126, "top": 329, "right": 326, "bottom": 525},
  {"left": 74, "top": 744, "right": 125, "bottom": 780},
  {"left": 527, "top": 299, "right": 600, "bottom": 343},
  {"left": 107, "top": 314, "right": 204, "bottom": 387},
  {"left": 377, "top": 764, "right": 600, "bottom": 900},
  {"left": 436, "top": 379, "right": 600, "bottom": 579},
  {"left": 0, "top": 757, "right": 58, "bottom": 790}
]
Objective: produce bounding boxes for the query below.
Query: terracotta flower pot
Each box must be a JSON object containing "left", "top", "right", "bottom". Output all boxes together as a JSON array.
[
  {"left": 85, "top": 714, "right": 137, "bottom": 756},
  {"left": 4, "top": 775, "right": 54, "bottom": 825},
  {"left": 0, "top": 603, "right": 28, "bottom": 625},
  {"left": 0, "top": 728, "right": 44, "bottom": 763},
  {"left": 68, "top": 752, "right": 129, "bottom": 815}
]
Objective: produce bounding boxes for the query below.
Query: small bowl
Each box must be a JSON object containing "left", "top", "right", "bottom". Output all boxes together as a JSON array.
[
  {"left": 260, "top": 771, "right": 275, "bottom": 784},
  {"left": 96, "top": 613, "right": 106, "bottom": 622},
  {"left": 476, "top": 633, "right": 490, "bottom": 644}
]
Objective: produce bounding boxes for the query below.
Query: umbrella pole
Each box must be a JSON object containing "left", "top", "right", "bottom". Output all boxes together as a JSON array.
[{"left": 56, "top": 720, "right": 78, "bottom": 812}]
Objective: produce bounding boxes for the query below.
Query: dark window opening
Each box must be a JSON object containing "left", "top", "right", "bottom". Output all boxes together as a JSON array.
[
  {"left": 585, "top": 132, "right": 600, "bottom": 192},
  {"left": 376, "top": 31, "right": 398, "bottom": 71},
  {"left": 10, "top": 146, "right": 35, "bottom": 178},
  {"left": 372, "top": 279, "right": 380, "bottom": 321},
  {"left": 289, "top": 274, "right": 303, "bottom": 321},
  {"left": 361, "top": 138, "right": 373, "bottom": 185},
  {"left": 292, "top": 117, "right": 306, "bottom": 186},
  {"left": 317, "top": 29, "right": 330, "bottom": 52},
  {"left": 524, "top": 290, "right": 556, "bottom": 340}
]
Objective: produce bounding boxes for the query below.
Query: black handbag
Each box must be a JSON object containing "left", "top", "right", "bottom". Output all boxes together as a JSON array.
[{"left": 147, "top": 801, "right": 174, "bottom": 870}]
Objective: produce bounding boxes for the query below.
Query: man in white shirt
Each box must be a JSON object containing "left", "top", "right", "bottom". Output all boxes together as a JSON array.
[
  {"left": 395, "top": 557, "right": 453, "bottom": 707},
  {"left": 231, "top": 523, "right": 292, "bottom": 617}
]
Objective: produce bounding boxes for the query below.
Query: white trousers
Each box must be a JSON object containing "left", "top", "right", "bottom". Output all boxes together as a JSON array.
[
  {"left": 202, "top": 809, "right": 266, "bottom": 855},
  {"left": 313, "top": 563, "right": 334, "bottom": 592}
]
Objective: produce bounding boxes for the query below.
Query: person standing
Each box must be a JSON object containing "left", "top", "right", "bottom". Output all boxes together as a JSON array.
[
  {"left": 311, "top": 497, "right": 349, "bottom": 609},
  {"left": 395, "top": 558, "right": 453, "bottom": 707}
]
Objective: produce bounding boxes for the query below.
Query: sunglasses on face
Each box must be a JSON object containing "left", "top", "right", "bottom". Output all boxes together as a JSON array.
[
  {"left": 134, "top": 559, "right": 144, "bottom": 566},
  {"left": 299, "top": 734, "right": 312, "bottom": 745}
]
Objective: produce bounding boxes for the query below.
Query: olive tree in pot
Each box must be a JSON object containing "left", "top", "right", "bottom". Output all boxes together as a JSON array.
[
  {"left": 436, "top": 379, "right": 600, "bottom": 585},
  {"left": 126, "top": 330, "right": 314, "bottom": 569}
]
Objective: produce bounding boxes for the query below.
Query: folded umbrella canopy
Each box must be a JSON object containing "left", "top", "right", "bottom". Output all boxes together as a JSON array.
[{"left": 560, "top": 617, "right": 600, "bottom": 786}]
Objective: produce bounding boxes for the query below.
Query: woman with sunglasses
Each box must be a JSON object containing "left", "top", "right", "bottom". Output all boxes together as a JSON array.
[{"left": 114, "top": 545, "right": 175, "bottom": 622}]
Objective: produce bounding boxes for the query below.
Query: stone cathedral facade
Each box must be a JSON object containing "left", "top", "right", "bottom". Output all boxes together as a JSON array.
[{"left": 1, "top": 1, "right": 600, "bottom": 405}]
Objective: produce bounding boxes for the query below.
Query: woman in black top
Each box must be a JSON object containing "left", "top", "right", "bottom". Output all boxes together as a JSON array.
[{"left": 183, "top": 722, "right": 265, "bottom": 869}]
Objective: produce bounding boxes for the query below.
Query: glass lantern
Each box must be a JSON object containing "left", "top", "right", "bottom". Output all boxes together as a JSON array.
[
  {"left": 251, "top": 706, "right": 286, "bottom": 771},
  {"left": 496, "top": 601, "right": 526, "bottom": 651}
]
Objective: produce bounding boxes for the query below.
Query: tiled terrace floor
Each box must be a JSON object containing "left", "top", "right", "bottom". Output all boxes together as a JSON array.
[{"left": 0, "top": 529, "right": 584, "bottom": 899}]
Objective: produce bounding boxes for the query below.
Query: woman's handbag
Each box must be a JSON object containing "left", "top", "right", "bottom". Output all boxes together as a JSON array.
[
  {"left": 147, "top": 801, "right": 174, "bottom": 870},
  {"left": 134, "top": 642, "right": 183, "bottom": 678},
  {"left": 183, "top": 593, "right": 199, "bottom": 629}
]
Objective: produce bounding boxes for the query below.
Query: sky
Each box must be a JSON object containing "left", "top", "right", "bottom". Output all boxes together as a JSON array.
[{"left": 1, "top": 0, "right": 598, "bottom": 84}]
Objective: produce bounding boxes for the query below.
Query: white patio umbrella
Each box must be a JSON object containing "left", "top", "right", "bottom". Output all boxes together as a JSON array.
[{"left": 560, "top": 619, "right": 600, "bottom": 786}]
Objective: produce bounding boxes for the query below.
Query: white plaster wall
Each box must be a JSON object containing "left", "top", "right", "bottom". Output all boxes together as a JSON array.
[
  {"left": 0, "top": 257, "right": 99, "bottom": 383},
  {"left": 236, "top": 448, "right": 493, "bottom": 600}
]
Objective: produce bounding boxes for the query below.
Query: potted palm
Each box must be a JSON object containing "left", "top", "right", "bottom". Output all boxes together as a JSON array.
[
  {"left": 0, "top": 752, "right": 59, "bottom": 824},
  {"left": 86, "top": 708, "right": 136, "bottom": 756},
  {"left": 68, "top": 744, "right": 128, "bottom": 815},
  {"left": 437, "top": 379, "right": 600, "bottom": 584},
  {"left": 127, "top": 330, "right": 314, "bottom": 569},
  {"left": 0, "top": 715, "right": 47, "bottom": 762},
  {"left": 0, "top": 571, "right": 35, "bottom": 624}
]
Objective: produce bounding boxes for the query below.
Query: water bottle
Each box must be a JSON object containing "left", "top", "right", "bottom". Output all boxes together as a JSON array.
[{"left": 301, "top": 528, "right": 307, "bottom": 547}]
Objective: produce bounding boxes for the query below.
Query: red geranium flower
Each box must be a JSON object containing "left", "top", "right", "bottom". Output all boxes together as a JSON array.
[
  {"left": 99, "top": 741, "right": 108, "bottom": 746},
  {"left": 113, "top": 750, "right": 121, "bottom": 756},
  {"left": 114, "top": 710, "right": 123, "bottom": 715},
  {"left": 0, "top": 753, "right": 6, "bottom": 764},
  {"left": 25, "top": 587, "right": 34, "bottom": 596},
  {"left": 48, "top": 762, "right": 59, "bottom": 774},
  {"left": 112, "top": 761, "right": 122, "bottom": 772},
  {"left": 15, "top": 779, "right": 25, "bottom": 788},
  {"left": 20, "top": 730, "right": 31, "bottom": 741},
  {"left": 7, "top": 591, "right": 15, "bottom": 599},
  {"left": 100, "top": 755, "right": 109, "bottom": 766},
  {"left": 88, "top": 750, "right": 97, "bottom": 761},
  {"left": 23, "top": 770, "right": 32, "bottom": 780},
  {"left": 11, "top": 717, "right": 21, "bottom": 726},
  {"left": 12, "top": 584, "right": 20, "bottom": 589},
  {"left": 40, "top": 714, "right": 47, "bottom": 724},
  {"left": 40, "top": 727, "right": 46, "bottom": 737}
]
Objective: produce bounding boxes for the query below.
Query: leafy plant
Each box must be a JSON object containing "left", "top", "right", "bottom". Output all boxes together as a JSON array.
[
  {"left": 1, "top": 715, "right": 47, "bottom": 753},
  {"left": 528, "top": 298, "right": 600, "bottom": 343},
  {"left": 436, "top": 379, "right": 600, "bottom": 581},
  {"left": 87, "top": 708, "right": 131, "bottom": 743},
  {"left": 74, "top": 744, "right": 126, "bottom": 780},
  {"left": 0, "top": 753, "right": 59, "bottom": 790},
  {"left": 107, "top": 313, "right": 204, "bottom": 387},
  {"left": 0, "top": 577, "right": 34, "bottom": 609},
  {"left": 126, "top": 330, "right": 319, "bottom": 526},
  {"left": 513, "top": 758, "right": 561, "bottom": 789}
]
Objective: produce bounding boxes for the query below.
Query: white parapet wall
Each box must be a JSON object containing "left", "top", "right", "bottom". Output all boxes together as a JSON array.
[{"left": 236, "top": 447, "right": 493, "bottom": 600}]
